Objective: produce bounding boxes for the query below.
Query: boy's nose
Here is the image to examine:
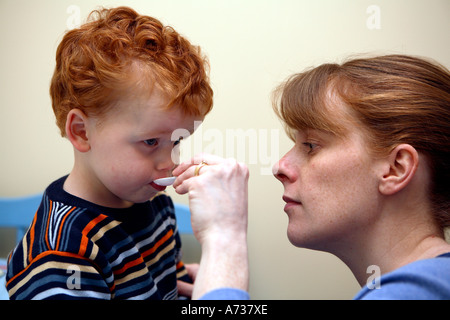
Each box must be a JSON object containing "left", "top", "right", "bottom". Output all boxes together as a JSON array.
[
  {"left": 156, "top": 157, "right": 175, "bottom": 174},
  {"left": 155, "top": 148, "right": 177, "bottom": 174}
]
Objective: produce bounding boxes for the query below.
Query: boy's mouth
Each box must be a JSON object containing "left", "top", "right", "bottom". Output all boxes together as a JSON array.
[{"left": 149, "top": 181, "right": 167, "bottom": 192}]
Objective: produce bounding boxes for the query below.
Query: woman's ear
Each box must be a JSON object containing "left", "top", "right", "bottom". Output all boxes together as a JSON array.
[
  {"left": 379, "top": 144, "right": 419, "bottom": 195},
  {"left": 65, "top": 109, "right": 91, "bottom": 153}
]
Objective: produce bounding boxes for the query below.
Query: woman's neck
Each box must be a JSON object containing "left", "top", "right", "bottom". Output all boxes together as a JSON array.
[{"left": 331, "top": 205, "right": 449, "bottom": 287}]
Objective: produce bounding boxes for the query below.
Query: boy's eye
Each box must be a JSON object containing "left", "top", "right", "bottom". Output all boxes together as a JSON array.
[
  {"left": 144, "top": 138, "right": 158, "bottom": 146},
  {"left": 173, "top": 136, "right": 183, "bottom": 147}
]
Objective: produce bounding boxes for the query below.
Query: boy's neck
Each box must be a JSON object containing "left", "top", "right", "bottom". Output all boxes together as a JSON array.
[{"left": 64, "top": 161, "right": 133, "bottom": 209}]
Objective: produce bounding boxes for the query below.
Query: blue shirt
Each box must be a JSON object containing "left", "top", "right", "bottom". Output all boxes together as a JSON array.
[
  {"left": 199, "top": 253, "right": 450, "bottom": 300},
  {"left": 354, "top": 252, "right": 450, "bottom": 300}
]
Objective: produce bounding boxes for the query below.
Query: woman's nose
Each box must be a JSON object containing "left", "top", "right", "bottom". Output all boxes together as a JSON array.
[{"left": 273, "top": 151, "right": 295, "bottom": 183}]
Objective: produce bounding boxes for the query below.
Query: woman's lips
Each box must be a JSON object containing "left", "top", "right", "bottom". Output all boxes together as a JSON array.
[{"left": 282, "top": 195, "right": 302, "bottom": 211}]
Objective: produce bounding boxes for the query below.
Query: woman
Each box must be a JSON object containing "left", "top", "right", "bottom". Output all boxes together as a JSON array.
[{"left": 174, "top": 54, "right": 450, "bottom": 299}]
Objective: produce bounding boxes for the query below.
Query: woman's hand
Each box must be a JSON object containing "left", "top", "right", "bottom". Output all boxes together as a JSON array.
[
  {"left": 172, "top": 154, "right": 250, "bottom": 299},
  {"left": 173, "top": 154, "right": 249, "bottom": 245}
]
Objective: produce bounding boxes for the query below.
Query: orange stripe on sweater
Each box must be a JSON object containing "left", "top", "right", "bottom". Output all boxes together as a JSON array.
[
  {"left": 78, "top": 214, "right": 107, "bottom": 257},
  {"left": 26, "top": 212, "right": 38, "bottom": 263},
  {"left": 176, "top": 261, "right": 185, "bottom": 270},
  {"left": 113, "top": 229, "right": 174, "bottom": 276},
  {"left": 142, "top": 229, "right": 174, "bottom": 259},
  {"left": 44, "top": 200, "right": 53, "bottom": 250},
  {"left": 113, "top": 257, "right": 144, "bottom": 276}
]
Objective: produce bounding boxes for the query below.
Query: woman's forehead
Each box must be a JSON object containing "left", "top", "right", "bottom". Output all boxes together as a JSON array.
[{"left": 287, "top": 87, "right": 357, "bottom": 136}]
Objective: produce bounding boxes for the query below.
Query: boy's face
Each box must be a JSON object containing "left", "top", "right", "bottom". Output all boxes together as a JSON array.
[{"left": 81, "top": 89, "right": 199, "bottom": 208}]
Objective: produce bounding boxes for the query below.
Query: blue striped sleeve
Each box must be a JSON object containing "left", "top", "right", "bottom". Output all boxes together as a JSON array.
[{"left": 7, "top": 251, "right": 111, "bottom": 300}]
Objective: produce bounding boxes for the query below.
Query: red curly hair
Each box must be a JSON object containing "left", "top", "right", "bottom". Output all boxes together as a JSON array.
[{"left": 50, "top": 6, "right": 213, "bottom": 136}]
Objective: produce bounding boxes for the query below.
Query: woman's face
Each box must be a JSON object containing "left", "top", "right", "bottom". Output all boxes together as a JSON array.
[{"left": 273, "top": 98, "right": 384, "bottom": 253}]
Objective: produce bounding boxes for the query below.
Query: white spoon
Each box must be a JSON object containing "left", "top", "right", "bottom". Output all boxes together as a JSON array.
[{"left": 153, "top": 177, "right": 176, "bottom": 186}]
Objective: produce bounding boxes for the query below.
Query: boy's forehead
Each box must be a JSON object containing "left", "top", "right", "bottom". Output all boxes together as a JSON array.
[
  {"left": 109, "top": 94, "right": 199, "bottom": 134},
  {"left": 108, "top": 80, "right": 169, "bottom": 113},
  {"left": 100, "top": 63, "right": 201, "bottom": 133}
]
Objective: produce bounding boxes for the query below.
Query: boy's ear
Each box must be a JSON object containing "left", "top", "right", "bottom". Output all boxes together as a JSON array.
[
  {"left": 378, "top": 144, "right": 419, "bottom": 196},
  {"left": 65, "top": 109, "right": 91, "bottom": 152}
]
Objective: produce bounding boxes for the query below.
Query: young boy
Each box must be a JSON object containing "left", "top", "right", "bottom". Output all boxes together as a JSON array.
[{"left": 6, "top": 6, "right": 213, "bottom": 300}]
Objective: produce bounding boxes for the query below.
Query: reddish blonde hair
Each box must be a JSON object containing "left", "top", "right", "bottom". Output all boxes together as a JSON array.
[
  {"left": 273, "top": 55, "right": 450, "bottom": 230},
  {"left": 50, "top": 6, "right": 213, "bottom": 136}
]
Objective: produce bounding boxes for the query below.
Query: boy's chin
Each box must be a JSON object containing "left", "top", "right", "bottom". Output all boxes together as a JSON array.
[
  {"left": 117, "top": 185, "right": 167, "bottom": 205},
  {"left": 133, "top": 191, "right": 163, "bottom": 203}
]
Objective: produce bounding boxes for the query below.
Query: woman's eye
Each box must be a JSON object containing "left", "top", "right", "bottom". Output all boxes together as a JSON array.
[
  {"left": 144, "top": 138, "right": 158, "bottom": 147},
  {"left": 302, "top": 142, "right": 318, "bottom": 154}
]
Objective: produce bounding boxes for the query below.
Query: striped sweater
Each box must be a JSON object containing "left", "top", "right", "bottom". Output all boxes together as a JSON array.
[{"left": 6, "top": 176, "right": 191, "bottom": 300}]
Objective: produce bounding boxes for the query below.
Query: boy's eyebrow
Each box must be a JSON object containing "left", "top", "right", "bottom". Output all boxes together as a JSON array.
[{"left": 137, "top": 127, "right": 188, "bottom": 138}]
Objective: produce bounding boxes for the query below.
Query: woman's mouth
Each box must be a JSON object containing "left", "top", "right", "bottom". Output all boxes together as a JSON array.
[{"left": 282, "top": 195, "right": 302, "bottom": 211}]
